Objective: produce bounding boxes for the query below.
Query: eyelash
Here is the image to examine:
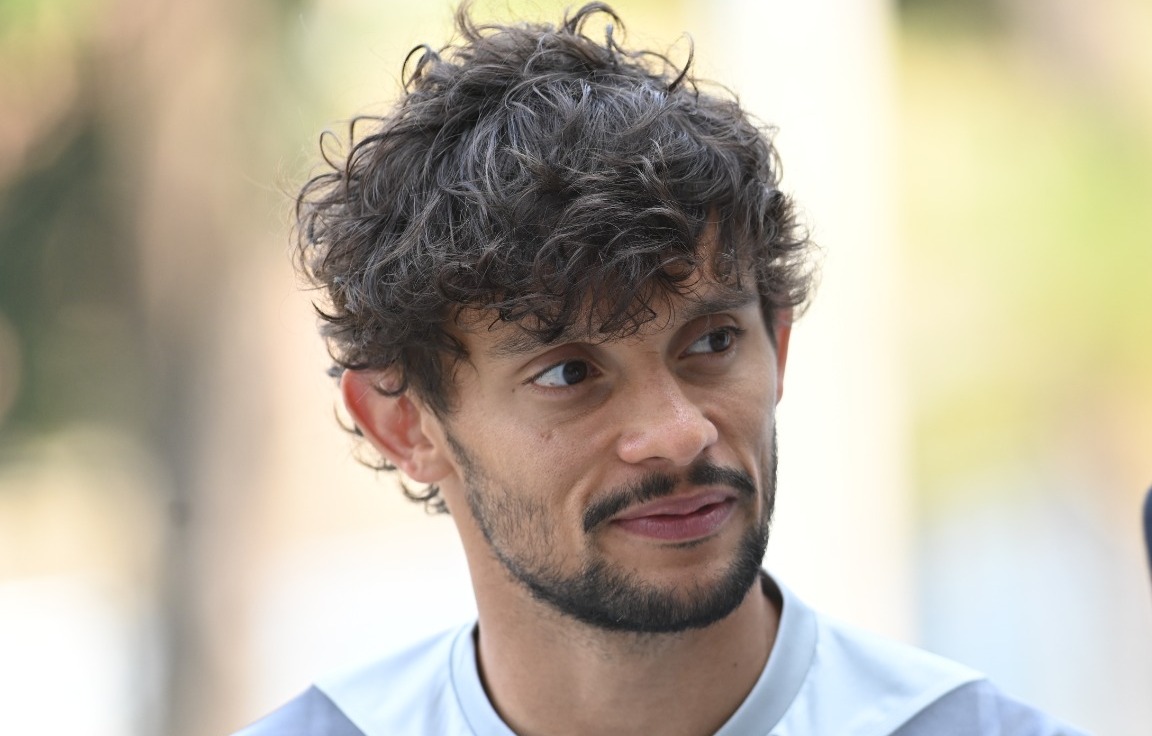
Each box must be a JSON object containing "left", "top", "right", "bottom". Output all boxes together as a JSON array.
[
  {"left": 528, "top": 359, "right": 599, "bottom": 389},
  {"left": 526, "top": 325, "right": 746, "bottom": 390},
  {"left": 685, "top": 325, "right": 746, "bottom": 356}
]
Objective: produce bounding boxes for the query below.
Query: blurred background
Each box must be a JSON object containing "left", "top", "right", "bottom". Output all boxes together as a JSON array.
[{"left": 1, "top": 0, "right": 1149, "bottom": 733}]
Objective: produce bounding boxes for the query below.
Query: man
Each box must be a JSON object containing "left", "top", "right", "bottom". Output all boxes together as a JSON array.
[{"left": 238, "top": 4, "right": 1086, "bottom": 734}]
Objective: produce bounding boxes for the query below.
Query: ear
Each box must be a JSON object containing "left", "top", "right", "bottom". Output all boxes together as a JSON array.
[
  {"left": 340, "top": 370, "right": 454, "bottom": 484},
  {"left": 771, "top": 309, "right": 793, "bottom": 404}
]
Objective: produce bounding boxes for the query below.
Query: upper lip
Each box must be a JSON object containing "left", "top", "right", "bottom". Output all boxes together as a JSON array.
[{"left": 611, "top": 489, "right": 737, "bottom": 521}]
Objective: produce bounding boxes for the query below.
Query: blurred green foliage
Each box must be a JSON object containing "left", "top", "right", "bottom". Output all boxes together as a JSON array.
[
  {"left": 0, "top": 0, "right": 98, "bottom": 45},
  {"left": 0, "top": 0, "right": 150, "bottom": 446},
  {"left": 899, "top": 24, "right": 1152, "bottom": 501},
  {"left": 0, "top": 113, "right": 148, "bottom": 441},
  {"left": 897, "top": 0, "right": 1005, "bottom": 34}
]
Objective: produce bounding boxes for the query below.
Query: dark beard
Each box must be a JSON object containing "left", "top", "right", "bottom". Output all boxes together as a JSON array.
[{"left": 447, "top": 432, "right": 776, "bottom": 634}]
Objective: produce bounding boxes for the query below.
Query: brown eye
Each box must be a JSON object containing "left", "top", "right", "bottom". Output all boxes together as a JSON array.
[
  {"left": 533, "top": 360, "right": 591, "bottom": 387},
  {"left": 708, "top": 330, "right": 733, "bottom": 352},
  {"left": 684, "top": 327, "right": 740, "bottom": 356}
]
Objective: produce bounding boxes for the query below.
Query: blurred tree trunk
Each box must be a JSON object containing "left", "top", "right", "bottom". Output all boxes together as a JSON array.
[{"left": 96, "top": 1, "right": 282, "bottom": 733}]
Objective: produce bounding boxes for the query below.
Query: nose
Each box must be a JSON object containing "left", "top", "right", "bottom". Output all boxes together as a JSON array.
[{"left": 614, "top": 372, "right": 719, "bottom": 467}]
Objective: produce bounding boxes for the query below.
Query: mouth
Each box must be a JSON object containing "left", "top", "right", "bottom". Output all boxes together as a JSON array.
[{"left": 610, "top": 490, "right": 738, "bottom": 542}]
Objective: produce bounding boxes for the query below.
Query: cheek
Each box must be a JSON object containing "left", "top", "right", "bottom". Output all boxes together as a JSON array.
[
  {"left": 462, "top": 415, "right": 590, "bottom": 497},
  {"left": 510, "top": 422, "right": 612, "bottom": 517},
  {"left": 732, "top": 406, "right": 773, "bottom": 452},
  {"left": 526, "top": 425, "right": 594, "bottom": 485},
  {"left": 721, "top": 373, "right": 778, "bottom": 448}
]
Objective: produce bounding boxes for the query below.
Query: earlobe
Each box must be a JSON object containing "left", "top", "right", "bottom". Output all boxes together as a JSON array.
[{"left": 340, "top": 370, "right": 454, "bottom": 483}]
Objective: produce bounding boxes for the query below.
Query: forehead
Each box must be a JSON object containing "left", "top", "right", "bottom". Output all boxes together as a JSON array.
[{"left": 456, "top": 275, "right": 759, "bottom": 360}]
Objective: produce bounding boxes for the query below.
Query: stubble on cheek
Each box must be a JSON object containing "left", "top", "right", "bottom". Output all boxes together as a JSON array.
[{"left": 445, "top": 429, "right": 567, "bottom": 562}]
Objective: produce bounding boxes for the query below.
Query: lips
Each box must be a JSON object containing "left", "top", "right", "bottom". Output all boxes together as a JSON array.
[
  {"left": 612, "top": 490, "right": 735, "bottom": 520},
  {"left": 610, "top": 489, "right": 738, "bottom": 541}
]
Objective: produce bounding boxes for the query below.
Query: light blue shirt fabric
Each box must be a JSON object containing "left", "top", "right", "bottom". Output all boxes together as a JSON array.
[{"left": 233, "top": 574, "right": 1090, "bottom": 735}]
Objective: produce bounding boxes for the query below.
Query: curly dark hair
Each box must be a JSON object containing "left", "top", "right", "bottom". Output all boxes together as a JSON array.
[{"left": 295, "top": 2, "right": 815, "bottom": 510}]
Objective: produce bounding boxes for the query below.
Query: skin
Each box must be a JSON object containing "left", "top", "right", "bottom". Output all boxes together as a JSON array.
[{"left": 343, "top": 263, "right": 792, "bottom": 735}]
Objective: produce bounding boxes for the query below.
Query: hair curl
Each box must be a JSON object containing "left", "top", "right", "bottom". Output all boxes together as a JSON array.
[{"left": 295, "top": 2, "right": 816, "bottom": 511}]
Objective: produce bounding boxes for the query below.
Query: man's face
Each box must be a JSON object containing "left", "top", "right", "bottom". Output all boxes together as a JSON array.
[{"left": 428, "top": 273, "right": 789, "bottom": 634}]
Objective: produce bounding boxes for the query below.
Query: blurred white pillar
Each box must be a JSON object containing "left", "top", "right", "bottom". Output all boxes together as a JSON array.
[{"left": 690, "top": 0, "right": 912, "bottom": 639}]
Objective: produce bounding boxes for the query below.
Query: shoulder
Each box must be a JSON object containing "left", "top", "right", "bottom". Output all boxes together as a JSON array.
[
  {"left": 230, "top": 686, "right": 364, "bottom": 736},
  {"left": 892, "top": 679, "right": 1092, "bottom": 736},
  {"left": 813, "top": 612, "right": 985, "bottom": 696},
  {"left": 775, "top": 612, "right": 984, "bottom": 735},
  {"left": 810, "top": 618, "right": 1091, "bottom": 734},
  {"left": 768, "top": 581, "right": 1087, "bottom": 735},
  {"left": 232, "top": 624, "right": 472, "bottom": 736}
]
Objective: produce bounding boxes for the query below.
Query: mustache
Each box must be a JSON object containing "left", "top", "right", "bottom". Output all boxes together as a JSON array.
[{"left": 582, "top": 462, "right": 758, "bottom": 533}]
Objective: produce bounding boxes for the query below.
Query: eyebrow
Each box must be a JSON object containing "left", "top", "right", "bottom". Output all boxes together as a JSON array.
[{"left": 485, "top": 290, "right": 759, "bottom": 360}]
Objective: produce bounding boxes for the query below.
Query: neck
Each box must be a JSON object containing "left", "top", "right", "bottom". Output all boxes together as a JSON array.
[{"left": 473, "top": 574, "right": 779, "bottom": 736}]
